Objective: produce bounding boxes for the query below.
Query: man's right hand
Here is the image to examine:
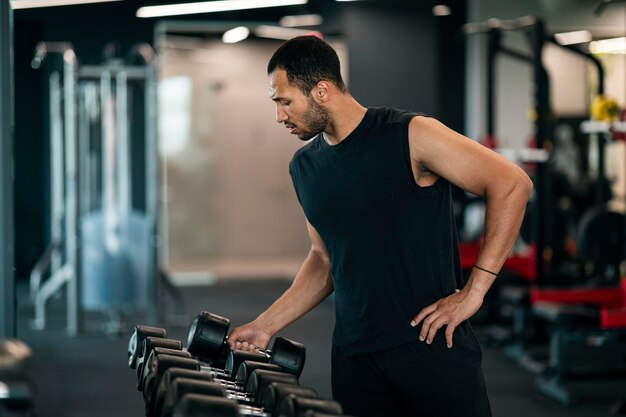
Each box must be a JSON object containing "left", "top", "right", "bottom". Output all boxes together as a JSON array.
[{"left": 228, "top": 321, "right": 273, "bottom": 352}]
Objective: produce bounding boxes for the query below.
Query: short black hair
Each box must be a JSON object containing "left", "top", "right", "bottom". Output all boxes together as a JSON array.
[{"left": 267, "top": 35, "right": 347, "bottom": 95}]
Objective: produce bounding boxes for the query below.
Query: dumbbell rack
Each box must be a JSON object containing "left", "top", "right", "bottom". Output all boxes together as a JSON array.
[{"left": 128, "top": 311, "right": 351, "bottom": 417}]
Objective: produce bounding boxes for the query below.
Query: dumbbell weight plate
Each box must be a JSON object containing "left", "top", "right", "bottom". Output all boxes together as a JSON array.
[
  {"left": 143, "top": 354, "right": 201, "bottom": 405},
  {"left": 137, "top": 338, "right": 185, "bottom": 389},
  {"left": 128, "top": 325, "right": 167, "bottom": 369},
  {"left": 236, "top": 361, "right": 283, "bottom": 387},
  {"left": 268, "top": 338, "right": 306, "bottom": 378},
  {"left": 160, "top": 379, "right": 228, "bottom": 417},
  {"left": 262, "top": 383, "right": 318, "bottom": 417},
  {"left": 138, "top": 347, "right": 191, "bottom": 391},
  {"left": 174, "top": 393, "right": 240, "bottom": 417},
  {"left": 155, "top": 368, "right": 216, "bottom": 417},
  {"left": 245, "top": 369, "right": 298, "bottom": 406},
  {"left": 187, "top": 312, "right": 230, "bottom": 363},
  {"left": 278, "top": 396, "right": 342, "bottom": 417},
  {"left": 225, "top": 350, "right": 269, "bottom": 380}
]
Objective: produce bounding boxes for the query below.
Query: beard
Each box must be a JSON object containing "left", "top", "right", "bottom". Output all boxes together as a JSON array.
[{"left": 295, "top": 96, "right": 331, "bottom": 141}]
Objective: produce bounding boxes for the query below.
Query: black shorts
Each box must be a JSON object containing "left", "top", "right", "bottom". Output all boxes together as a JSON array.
[{"left": 331, "top": 331, "right": 492, "bottom": 417}]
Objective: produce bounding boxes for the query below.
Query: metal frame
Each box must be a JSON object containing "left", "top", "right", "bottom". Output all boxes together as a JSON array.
[
  {"left": 30, "top": 43, "right": 81, "bottom": 335},
  {"left": 0, "top": 0, "right": 15, "bottom": 338},
  {"left": 30, "top": 43, "right": 162, "bottom": 333},
  {"left": 464, "top": 16, "right": 606, "bottom": 282}
]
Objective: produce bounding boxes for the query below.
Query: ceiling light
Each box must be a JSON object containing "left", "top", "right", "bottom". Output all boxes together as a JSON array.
[
  {"left": 137, "top": 0, "right": 307, "bottom": 19},
  {"left": 589, "top": 36, "right": 626, "bottom": 54},
  {"left": 255, "top": 25, "right": 321, "bottom": 40},
  {"left": 222, "top": 26, "right": 250, "bottom": 43},
  {"left": 554, "top": 30, "right": 592, "bottom": 45},
  {"left": 11, "top": 0, "right": 121, "bottom": 8},
  {"left": 432, "top": 5, "right": 451, "bottom": 16},
  {"left": 279, "top": 14, "right": 323, "bottom": 27}
]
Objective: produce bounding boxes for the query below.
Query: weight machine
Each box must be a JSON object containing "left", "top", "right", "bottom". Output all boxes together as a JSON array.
[{"left": 28, "top": 41, "right": 180, "bottom": 335}]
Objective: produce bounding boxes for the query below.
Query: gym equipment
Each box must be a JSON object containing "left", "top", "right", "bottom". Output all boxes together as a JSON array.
[
  {"left": 138, "top": 346, "right": 298, "bottom": 412},
  {"left": 173, "top": 392, "right": 342, "bottom": 417},
  {"left": 155, "top": 368, "right": 215, "bottom": 416},
  {"left": 137, "top": 346, "right": 191, "bottom": 391},
  {"left": 142, "top": 352, "right": 297, "bottom": 407},
  {"left": 590, "top": 95, "right": 620, "bottom": 122},
  {"left": 28, "top": 41, "right": 186, "bottom": 335},
  {"left": 262, "top": 383, "right": 318, "bottom": 417},
  {"left": 146, "top": 360, "right": 297, "bottom": 417},
  {"left": 525, "top": 93, "right": 626, "bottom": 405},
  {"left": 128, "top": 325, "right": 167, "bottom": 369},
  {"left": 462, "top": 16, "right": 607, "bottom": 284},
  {"left": 130, "top": 312, "right": 306, "bottom": 392},
  {"left": 153, "top": 367, "right": 290, "bottom": 417},
  {"left": 530, "top": 278, "right": 626, "bottom": 404},
  {"left": 162, "top": 378, "right": 263, "bottom": 417},
  {"left": 187, "top": 311, "right": 306, "bottom": 377},
  {"left": 278, "top": 395, "right": 343, "bottom": 417},
  {"left": 159, "top": 370, "right": 311, "bottom": 417},
  {"left": 127, "top": 313, "right": 321, "bottom": 417}
]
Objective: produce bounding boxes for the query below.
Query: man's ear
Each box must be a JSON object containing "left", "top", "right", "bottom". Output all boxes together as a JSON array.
[{"left": 314, "top": 81, "right": 331, "bottom": 103}]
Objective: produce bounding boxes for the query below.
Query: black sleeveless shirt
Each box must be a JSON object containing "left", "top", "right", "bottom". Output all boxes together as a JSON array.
[{"left": 289, "top": 107, "right": 467, "bottom": 356}]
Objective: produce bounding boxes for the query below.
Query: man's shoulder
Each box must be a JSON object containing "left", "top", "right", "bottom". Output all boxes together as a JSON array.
[{"left": 369, "top": 106, "right": 428, "bottom": 125}]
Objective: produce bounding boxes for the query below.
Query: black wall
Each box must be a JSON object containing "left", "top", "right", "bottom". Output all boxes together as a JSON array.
[
  {"left": 343, "top": 3, "right": 439, "bottom": 115},
  {"left": 13, "top": 0, "right": 466, "bottom": 278}
]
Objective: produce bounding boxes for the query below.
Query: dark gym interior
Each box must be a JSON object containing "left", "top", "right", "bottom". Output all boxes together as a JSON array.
[{"left": 3, "top": 0, "right": 626, "bottom": 416}]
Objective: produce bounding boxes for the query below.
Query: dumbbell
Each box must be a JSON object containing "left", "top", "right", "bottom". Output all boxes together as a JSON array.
[
  {"left": 261, "top": 383, "right": 318, "bottom": 417},
  {"left": 155, "top": 367, "right": 300, "bottom": 417},
  {"left": 137, "top": 346, "right": 191, "bottom": 392},
  {"left": 145, "top": 351, "right": 290, "bottom": 402},
  {"left": 154, "top": 369, "right": 215, "bottom": 417},
  {"left": 136, "top": 338, "right": 185, "bottom": 390},
  {"left": 153, "top": 360, "right": 289, "bottom": 417},
  {"left": 160, "top": 377, "right": 319, "bottom": 417},
  {"left": 160, "top": 376, "right": 299, "bottom": 417},
  {"left": 128, "top": 325, "right": 167, "bottom": 369},
  {"left": 132, "top": 312, "right": 305, "bottom": 383},
  {"left": 151, "top": 353, "right": 298, "bottom": 402},
  {"left": 132, "top": 333, "right": 253, "bottom": 389},
  {"left": 144, "top": 355, "right": 297, "bottom": 415},
  {"left": 142, "top": 352, "right": 269, "bottom": 410},
  {"left": 174, "top": 392, "right": 343, "bottom": 417},
  {"left": 278, "top": 395, "right": 343, "bottom": 417},
  {"left": 187, "top": 312, "right": 306, "bottom": 378}
]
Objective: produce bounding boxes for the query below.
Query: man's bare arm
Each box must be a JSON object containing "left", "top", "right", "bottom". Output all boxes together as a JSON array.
[
  {"left": 228, "top": 220, "right": 334, "bottom": 351},
  {"left": 408, "top": 116, "right": 533, "bottom": 348}
]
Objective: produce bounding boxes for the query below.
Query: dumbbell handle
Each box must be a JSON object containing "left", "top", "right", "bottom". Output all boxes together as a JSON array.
[
  {"left": 223, "top": 337, "right": 272, "bottom": 357},
  {"left": 226, "top": 390, "right": 253, "bottom": 402},
  {"left": 199, "top": 365, "right": 244, "bottom": 390},
  {"left": 237, "top": 404, "right": 270, "bottom": 417},
  {"left": 206, "top": 367, "right": 229, "bottom": 379},
  {"left": 194, "top": 366, "right": 275, "bottom": 409}
]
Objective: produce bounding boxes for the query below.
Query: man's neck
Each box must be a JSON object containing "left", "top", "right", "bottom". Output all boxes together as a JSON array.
[{"left": 323, "top": 96, "right": 368, "bottom": 145}]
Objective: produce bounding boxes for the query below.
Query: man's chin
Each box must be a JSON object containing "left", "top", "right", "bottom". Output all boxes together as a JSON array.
[{"left": 297, "top": 131, "right": 321, "bottom": 142}]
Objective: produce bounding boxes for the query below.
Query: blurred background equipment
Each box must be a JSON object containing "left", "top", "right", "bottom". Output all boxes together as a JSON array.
[{"left": 28, "top": 41, "right": 162, "bottom": 335}]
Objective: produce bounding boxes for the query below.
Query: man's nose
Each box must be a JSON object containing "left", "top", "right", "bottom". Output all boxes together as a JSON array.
[{"left": 276, "top": 106, "right": 288, "bottom": 123}]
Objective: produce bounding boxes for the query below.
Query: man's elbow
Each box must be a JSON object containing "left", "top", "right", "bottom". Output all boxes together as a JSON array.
[{"left": 511, "top": 169, "right": 533, "bottom": 204}]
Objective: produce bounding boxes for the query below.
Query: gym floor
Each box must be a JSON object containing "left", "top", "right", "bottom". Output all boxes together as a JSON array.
[{"left": 15, "top": 279, "right": 626, "bottom": 417}]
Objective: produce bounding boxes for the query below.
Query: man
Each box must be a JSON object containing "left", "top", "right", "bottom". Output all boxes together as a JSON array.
[{"left": 228, "top": 36, "right": 532, "bottom": 417}]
